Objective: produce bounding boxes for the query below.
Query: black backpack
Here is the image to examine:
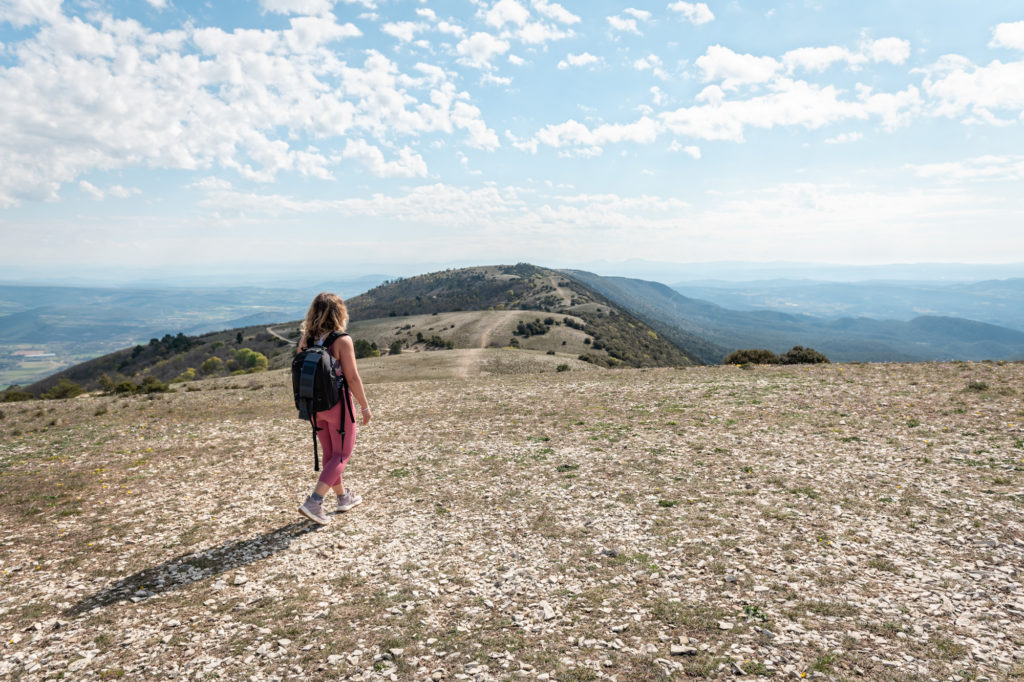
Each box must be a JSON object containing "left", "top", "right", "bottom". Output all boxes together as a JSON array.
[{"left": 291, "top": 331, "right": 354, "bottom": 471}]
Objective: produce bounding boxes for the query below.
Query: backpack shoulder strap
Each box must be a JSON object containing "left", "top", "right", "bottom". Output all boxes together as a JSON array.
[{"left": 323, "top": 331, "right": 348, "bottom": 348}]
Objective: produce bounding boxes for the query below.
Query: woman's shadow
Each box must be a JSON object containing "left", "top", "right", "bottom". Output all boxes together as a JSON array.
[{"left": 65, "top": 521, "right": 318, "bottom": 617}]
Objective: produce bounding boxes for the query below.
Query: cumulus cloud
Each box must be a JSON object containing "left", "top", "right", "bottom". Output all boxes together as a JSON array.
[
  {"left": 531, "top": 0, "right": 580, "bottom": 25},
  {"left": 0, "top": 8, "right": 500, "bottom": 206},
  {"left": 0, "top": 0, "right": 63, "bottom": 27},
  {"left": 260, "top": 0, "right": 336, "bottom": 16},
  {"left": 381, "top": 21, "right": 426, "bottom": 42},
  {"left": 824, "top": 132, "right": 863, "bottom": 144},
  {"left": 909, "top": 155, "right": 1024, "bottom": 183},
  {"left": 486, "top": 0, "right": 530, "bottom": 28},
  {"left": 557, "top": 52, "right": 600, "bottom": 69},
  {"left": 919, "top": 53, "right": 1024, "bottom": 123},
  {"left": 607, "top": 15, "right": 640, "bottom": 35},
  {"left": 634, "top": 54, "right": 668, "bottom": 80},
  {"left": 341, "top": 139, "right": 429, "bottom": 177},
  {"left": 667, "top": 2, "right": 714, "bottom": 26},
  {"left": 624, "top": 8, "right": 652, "bottom": 22},
  {"left": 533, "top": 117, "right": 660, "bottom": 156},
  {"left": 696, "top": 45, "right": 781, "bottom": 89},
  {"left": 864, "top": 37, "right": 910, "bottom": 65},
  {"left": 456, "top": 31, "right": 511, "bottom": 68},
  {"left": 990, "top": 21, "right": 1024, "bottom": 50}
]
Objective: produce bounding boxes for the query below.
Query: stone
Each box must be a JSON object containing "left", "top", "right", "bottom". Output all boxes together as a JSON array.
[{"left": 670, "top": 645, "right": 698, "bottom": 656}]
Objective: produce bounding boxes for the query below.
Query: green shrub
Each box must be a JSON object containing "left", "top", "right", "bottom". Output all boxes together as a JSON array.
[
  {"left": 98, "top": 374, "right": 116, "bottom": 394},
  {"left": 780, "top": 346, "right": 830, "bottom": 364},
  {"left": 1, "top": 386, "right": 34, "bottom": 402},
  {"left": 354, "top": 339, "right": 381, "bottom": 358},
  {"left": 389, "top": 340, "right": 402, "bottom": 355},
  {"left": 140, "top": 376, "right": 170, "bottom": 393},
  {"left": 234, "top": 348, "right": 268, "bottom": 371},
  {"left": 171, "top": 368, "right": 197, "bottom": 383},
  {"left": 42, "top": 378, "right": 85, "bottom": 400},
  {"left": 113, "top": 381, "right": 138, "bottom": 395},
  {"left": 556, "top": 363, "right": 570, "bottom": 372},
  {"left": 724, "top": 349, "right": 780, "bottom": 365},
  {"left": 200, "top": 356, "right": 224, "bottom": 375}
]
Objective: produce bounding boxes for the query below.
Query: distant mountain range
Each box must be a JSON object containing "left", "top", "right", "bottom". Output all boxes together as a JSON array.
[
  {"left": 567, "top": 271, "right": 1024, "bottom": 363},
  {"left": 673, "top": 278, "right": 1024, "bottom": 332}
]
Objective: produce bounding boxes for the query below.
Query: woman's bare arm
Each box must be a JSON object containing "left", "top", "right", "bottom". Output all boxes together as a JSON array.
[{"left": 334, "top": 335, "right": 371, "bottom": 425}]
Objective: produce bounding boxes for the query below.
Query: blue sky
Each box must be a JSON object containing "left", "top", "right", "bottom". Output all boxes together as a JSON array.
[{"left": 1, "top": 0, "right": 1022, "bottom": 278}]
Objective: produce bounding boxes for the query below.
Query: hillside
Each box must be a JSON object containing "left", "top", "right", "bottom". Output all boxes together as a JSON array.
[
  {"left": 1, "top": 361, "right": 1022, "bottom": 680},
  {"left": 19, "top": 264, "right": 694, "bottom": 396},
  {"left": 346, "top": 264, "right": 698, "bottom": 368},
  {"left": 568, "top": 270, "right": 1024, "bottom": 363}
]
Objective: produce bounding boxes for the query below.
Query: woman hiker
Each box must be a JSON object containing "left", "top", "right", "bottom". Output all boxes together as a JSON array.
[{"left": 296, "top": 292, "right": 372, "bottom": 524}]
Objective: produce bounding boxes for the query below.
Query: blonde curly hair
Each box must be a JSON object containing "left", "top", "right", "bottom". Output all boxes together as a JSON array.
[{"left": 299, "top": 292, "right": 349, "bottom": 348}]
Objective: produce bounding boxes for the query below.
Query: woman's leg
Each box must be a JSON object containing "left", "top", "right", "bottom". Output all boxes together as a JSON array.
[
  {"left": 315, "top": 402, "right": 355, "bottom": 494},
  {"left": 329, "top": 418, "right": 357, "bottom": 495},
  {"left": 313, "top": 404, "right": 343, "bottom": 496}
]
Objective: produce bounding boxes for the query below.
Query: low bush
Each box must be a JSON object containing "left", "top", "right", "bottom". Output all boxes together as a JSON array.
[
  {"left": 1, "top": 387, "right": 35, "bottom": 402},
  {"left": 42, "top": 378, "right": 85, "bottom": 400},
  {"left": 724, "top": 349, "right": 780, "bottom": 365},
  {"left": 780, "top": 346, "right": 830, "bottom": 364}
]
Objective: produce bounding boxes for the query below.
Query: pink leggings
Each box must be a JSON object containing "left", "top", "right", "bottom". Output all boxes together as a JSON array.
[{"left": 315, "top": 400, "right": 356, "bottom": 488}]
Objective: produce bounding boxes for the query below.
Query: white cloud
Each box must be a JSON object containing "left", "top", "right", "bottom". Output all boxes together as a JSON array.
[
  {"left": 920, "top": 54, "right": 1024, "bottom": 123},
  {"left": 508, "top": 54, "right": 525, "bottom": 66},
  {"left": 108, "top": 184, "right": 141, "bottom": 198},
  {"left": 534, "top": 117, "right": 660, "bottom": 155},
  {"left": 0, "top": 9, "right": 499, "bottom": 206},
  {"left": 782, "top": 46, "right": 854, "bottom": 73},
  {"left": 990, "top": 21, "right": 1024, "bottom": 50},
  {"left": 781, "top": 37, "right": 910, "bottom": 75},
  {"left": 668, "top": 142, "right": 701, "bottom": 158},
  {"left": 650, "top": 86, "right": 666, "bottom": 105},
  {"left": 78, "top": 180, "right": 140, "bottom": 199},
  {"left": 658, "top": 80, "right": 921, "bottom": 143},
  {"left": 259, "top": 0, "right": 335, "bottom": 16},
  {"left": 456, "top": 32, "right": 511, "bottom": 68},
  {"left": 341, "top": 139, "right": 428, "bottom": 178},
  {"left": 486, "top": 0, "right": 530, "bottom": 28},
  {"left": 909, "top": 155, "right": 1024, "bottom": 183},
  {"left": 0, "top": 0, "right": 66, "bottom": 27},
  {"left": 522, "top": 22, "right": 572, "bottom": 44},
  {"left": 415, "top": 8, "right": 437, "bottom": 21},
  {"left": 381, "top": 21, "right": 426, "bottom": 43},
  {"left": 79, "top": 180, "right": 104, "bottom": 199},
  {"left": 436, "top": 21, "right": 466, "bottom": 37},
  {"left": 864, "top": 37, "right": 910, "bottom": 65},
  {"left": 824, "top": 131, "right": 863, "bottom": 144},
  {"left": 607, "top": 15, "right": 640, "bottom": 35},
  {"left": 634, "top": 54, "right": 668, "bottom": 80},
  {"left": 667, "top": 2, "right": 714, "bottom": 26},
  {"left": 624, "top": 8, "right": 651, "bottom": 22},
  {"left": 146, "top": 0, "right": 168, "bottom": 9},
  {"left": 558, "top": 52, "right": 600, "bottom": 69},
  {"left": 531, "top": 0, "right": 580, "bottom": 25},
  {"left": 696, "top": 45, "right": 781, "bottom": 89}
]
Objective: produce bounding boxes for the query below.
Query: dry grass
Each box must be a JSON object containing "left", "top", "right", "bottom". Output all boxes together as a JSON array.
[{"left": 1, "top": 358, "right": 1023, "bottom": 680}]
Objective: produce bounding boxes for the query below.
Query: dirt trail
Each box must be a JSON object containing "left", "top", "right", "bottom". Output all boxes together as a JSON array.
[
  {"left": 265, "top": 326, "right": 293, "bottom": 344},
  {"left": 478, "top": 310, "right": 520, "bottom": 349}
]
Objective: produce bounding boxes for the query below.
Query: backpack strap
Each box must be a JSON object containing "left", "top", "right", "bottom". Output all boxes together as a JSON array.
[{"left": 307, "top": 399, "right": 322, "bottom": 472}]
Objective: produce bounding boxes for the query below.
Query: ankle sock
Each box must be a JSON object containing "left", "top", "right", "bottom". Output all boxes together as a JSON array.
[{"left": 310, "top": 491, "right": 324, "bottom": 503}]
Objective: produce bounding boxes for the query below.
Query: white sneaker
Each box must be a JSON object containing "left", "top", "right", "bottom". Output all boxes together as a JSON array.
[
  {"left": 336, "top": 488, "right": 363, "bottom": 512},
  {"left": 298, "top": 496, "right": 329, "bottom": 525}
]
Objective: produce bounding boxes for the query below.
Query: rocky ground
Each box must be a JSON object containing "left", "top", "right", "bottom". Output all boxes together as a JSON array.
[{"left": 1, "top": 359, "right": 1023, "bottom": 681}]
